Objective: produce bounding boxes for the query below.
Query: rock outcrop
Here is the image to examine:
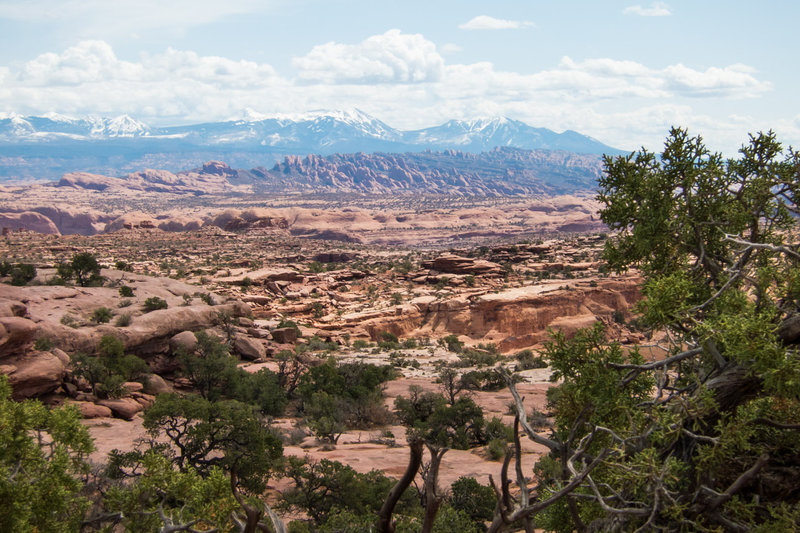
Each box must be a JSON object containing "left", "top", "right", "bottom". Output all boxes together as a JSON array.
[
  {"left": 3, "top": 351, "right": 67, "bottom": 400},
  {"left": 421, "top": 254, "right": 503, "bottom": 276},
  {"left": 333, "top": 277, "right": 641, "bottom": 352},
  {"left": 0, "top": 211, "right": 60, "bottom": 235}
]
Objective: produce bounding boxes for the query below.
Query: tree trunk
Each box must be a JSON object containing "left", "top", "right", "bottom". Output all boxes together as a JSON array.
[
  {"left": 420, "top": 445, "right": 447, "bottom": 533},
  {"left": 377, "top": 437, "right": 424, "bottom": 533}
]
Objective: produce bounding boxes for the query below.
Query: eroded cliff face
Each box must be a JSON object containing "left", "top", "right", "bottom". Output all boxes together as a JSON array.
[{"left": 330, "top": 276, "right": 641, "bottom": 352}]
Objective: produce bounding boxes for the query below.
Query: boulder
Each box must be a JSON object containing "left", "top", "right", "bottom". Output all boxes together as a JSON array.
[
  {"left": 271, "top": 327, "right": 298, "bottom": 344},
  {"left": 0, "top": 317, "right": 37, "bottom": 358},
  {"left": 51, "top": 347, "right": 71, "bottom": 367},
  {"left": 5, "top": 351, "right": 67, "bottom": 400},
  {"left": 123, "top": 381, "right": 144, "bottom": 393},
  {"left": 0, "top": 299, "right": 27, "bottom": 318},
  {"left": 97, "top": 398, "right": 144, "bottom": 420},
  {"left": 69, "top": 401, "right": 113, "bottom": 419},
  {"left": 142, "top": 373, "right": 173, "bottom": 395},
  {"left": 132, "top": 393, "right": 156, "bottom": 409},
  {"left": 234, "top": 334, "right": 266, "bottom": 361},
  {"left": 170, "top": 331, "right": 198, "bottom": 352}
]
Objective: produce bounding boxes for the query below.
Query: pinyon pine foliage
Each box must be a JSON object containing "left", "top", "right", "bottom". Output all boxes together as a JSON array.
[{"left": 508, "top": 128, "right": 800, "bottom": 532}]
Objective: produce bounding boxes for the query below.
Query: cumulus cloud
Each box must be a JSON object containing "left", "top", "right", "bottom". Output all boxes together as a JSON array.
[
  {"left": 292, "top": 30, "right": 444, "bottom": 84},
  {"left": 623, "top": 2, "right": 672, "bottom": 16},
  {"left": 459, "top": 15, "right": 534, "bottom": 30},
  {"left": 0, "top": 36, "right": 780, "bottom": 153},
  {"left": 556, "top": 56, "right": 770, "bottom": 98}
]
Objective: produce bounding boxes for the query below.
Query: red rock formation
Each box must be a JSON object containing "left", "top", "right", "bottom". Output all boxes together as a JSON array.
[
  {"left": 0, "top": 212, "right": 60, "bottom": 235},
  {"left": 421, "top": 254, "right": 503, "bottom": 276},
  {"left": 332, "top": 277, "right": 641, "bottom": 352}
]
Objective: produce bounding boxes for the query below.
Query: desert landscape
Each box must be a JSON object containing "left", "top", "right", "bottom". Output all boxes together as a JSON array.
[
  {"left": 0, "top": 161, "right": 654, "bottom": 530},
  {"left": 2, "top": 3, "right": 799, "bottom": 531}
]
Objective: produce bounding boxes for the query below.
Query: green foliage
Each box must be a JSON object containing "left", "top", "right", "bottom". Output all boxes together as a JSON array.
[
  {"left": 545, "top": 323, "right": 652, "bottom": 438},
  {"left": 142, "top": 394, "right": 283, "bottom": 494},
  {"left": 514, "top": 349, "right": 548, "bottom": 370},
  {"left": 142, "top": 296, "right": 168, "bottom": 312},
  {"left": 394, "top": 386, "right": 489, "bottom": 449},
  {"left": 281, "top": 457, "right": 417, "bottom": 526},
  {"left": 114, "top": 312, "right": 132, "bottom": 327},
  {"left": 297, "top": 360, "right": 395, "bottom": 438},
  {"left": 56, "top": 262, "right": 74, "bottom": 282},
  {"left": 91, "top": 306, "right": 113, "bottom": 323},
  {"left": 71, "top": 252, "right": 102, "bottom": 287},
  {"left": 118, "top": 285, "right": 134, "bottom": 297},
  {"left": 9, "top": 263, "right": 36, "bottom": 286},
  {"left": 179, "top": 331, "right": 287, "bottom": 416},
  {"left": 449, "top": 476, "right": 496, "bottom": 523},
  {"left": 526, "top": 129, "right": 800, "bottom": 531},
  {"left": 277, "top": 318, "right": 302, "bottom": 338},
  {"left": 440, "top": 334, "right": 464, "bottom": 353},
  {"left": 33, "top": 336, "right": 53, "bottom": 351},
  {"left": 0, "top": 375, "right": 94, "bottom": 532},
  {"left": 102, "top": 451, "right": 236, "bottom": 533},
  {"left": 114, "top": 260, "right": 133, "bottom": 272},
  {"left": 378, "top": 330, "right": 401, "bottom": 350},
  {"left": 71, "top": 335, "right": 149, "bottom": 398}
]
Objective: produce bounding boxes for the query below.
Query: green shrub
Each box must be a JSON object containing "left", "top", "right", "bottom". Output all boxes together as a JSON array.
[
  {"left": 60, "top": 314, "right": 79, "bottom": 328},
  {"left": 378, "top": 331, "right": 400, "bottom": 350},
  {"left": 515, "top": 349, "right": 548, "bottom": 370},
  {"left": 118, "top": 285, "right": 134, "bottom": 297},
  {"left": 33, "top": 337, "right": 53, "bottom": 351},
  {"left": 9, "top": 263, "right": 36, "bottom": 286},
  {"left": 143, "top": 296, "right": 168, "bottom": 312},
  {"left": 114, "top": 260, "right": 132, "bottom": 272},
  {"left": 449, "top": 476, "right": 496, "bottom": 523},
  {"left": 114, "top": 313, "right": 132, "bottom": 327},
  {"left": 91, "top": 307, "right": 113, "bottom": 324},
  {"left": 440, "top": 334, "right": 464, "bottom": 353}
]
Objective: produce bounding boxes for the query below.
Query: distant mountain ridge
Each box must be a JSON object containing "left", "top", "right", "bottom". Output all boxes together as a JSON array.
[
  {"left": 52, "top": 148, "right": 605, "bottom": 197},
  {"left": 0, "top": 110, "right": 622, "bottom": 181}
]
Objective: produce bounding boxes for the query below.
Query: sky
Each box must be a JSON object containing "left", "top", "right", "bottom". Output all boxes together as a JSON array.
[{"left": 0, "top": 0, "right": 798, "bottom": 155}]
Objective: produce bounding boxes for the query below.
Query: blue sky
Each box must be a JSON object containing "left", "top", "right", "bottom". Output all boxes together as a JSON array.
[{"left": 0, "top": 0, "right": 797, "bottom": 154}]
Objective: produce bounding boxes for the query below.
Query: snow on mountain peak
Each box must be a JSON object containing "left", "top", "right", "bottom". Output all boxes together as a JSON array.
[{"left": 88, "top": 114, "right": 150, "bottom": 137}]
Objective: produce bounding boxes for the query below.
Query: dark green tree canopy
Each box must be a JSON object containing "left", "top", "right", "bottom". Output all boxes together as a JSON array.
[{"left": 515, "top": 128, "right": 800, "bottom": 532}]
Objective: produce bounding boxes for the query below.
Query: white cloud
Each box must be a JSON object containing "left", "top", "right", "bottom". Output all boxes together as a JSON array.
[
  {"left": 623, "top": 2, "right": 672, "bottom": 16},
  {"left": 292, "top": 30, "right": 444, "bottom": 84},
  {"left": 459, "top": 15, "right": 534, "bottom": 30},
  {"left": 0, "top": 37, "right": 782, "bottom": 154}
]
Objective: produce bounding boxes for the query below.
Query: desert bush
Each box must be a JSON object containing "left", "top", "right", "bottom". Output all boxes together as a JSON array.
[
  {"left": 9, "top": 263, "right": 36, "bottom": 286},
  {"left": 91, "top": 307, "right": 113, "bottom": 324},
  {"left": 514, "top": 349, "right": 547, "bottom": 370},
  {"left": 33, "top": 337, "right": 53, "bottom": 351},
  {"left": 143, "top": 296, "right": 168, "bottom": 312},
  {"left": 118, "top": 285, "right": 134, "bottom": 297}
]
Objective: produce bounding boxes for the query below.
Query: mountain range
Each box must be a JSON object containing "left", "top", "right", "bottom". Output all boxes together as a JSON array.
[{"left": 0, "top": 110, "right": 623, "bottom": 181}]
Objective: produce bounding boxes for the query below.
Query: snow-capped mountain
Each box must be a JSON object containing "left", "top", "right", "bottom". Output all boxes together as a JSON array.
[
  {"left": 405, "top": 117, "right": 615, "bottom": 154},
  {"left": 0, "top": 113, "right": 151, "bottom": 140},
  {"left": 0, "top": 109, "right": 622, "bottom": 180}
]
